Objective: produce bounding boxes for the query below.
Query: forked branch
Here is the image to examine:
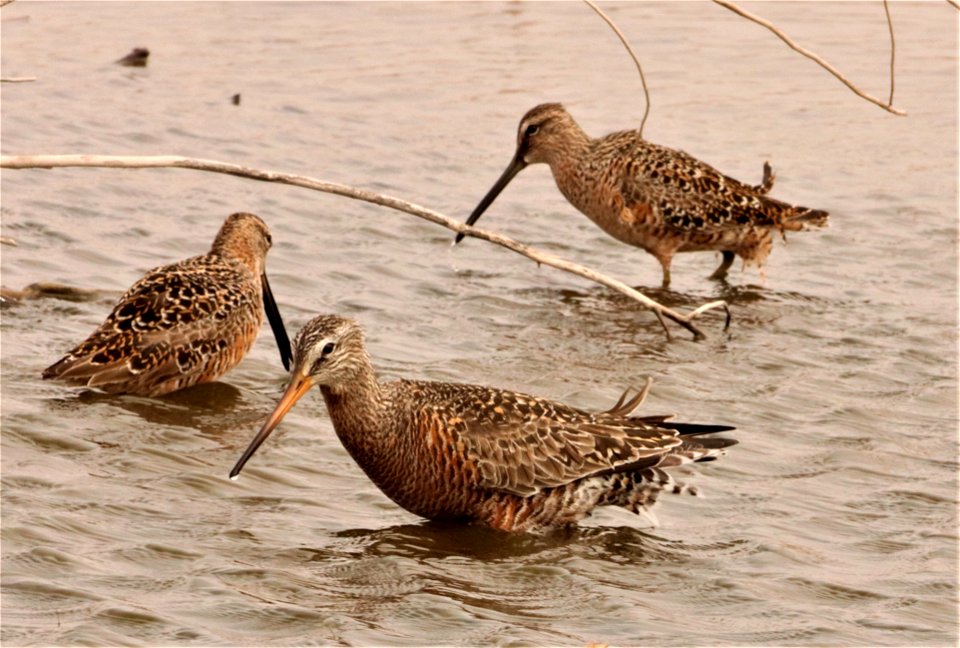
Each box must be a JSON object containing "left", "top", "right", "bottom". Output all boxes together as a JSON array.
[
  {"left": 0, "top": 154, "right": 730, "bottom": 340},
  {"left": 583, "top": 0, "right": 651, "bottom": 138},
  {"left": 712, "top": 0, "right": 906, "bottom": 116}
]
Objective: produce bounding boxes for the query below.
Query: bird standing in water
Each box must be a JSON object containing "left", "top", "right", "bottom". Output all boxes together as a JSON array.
[
  {"left": 43, "top": 212, "right": 292, "bottom": 397},
  {"left": 230, "top": 315, "right": 736, "bottom": 532},
  {"left": 456, "top": 103, "right": 828, "bottom": 286}
]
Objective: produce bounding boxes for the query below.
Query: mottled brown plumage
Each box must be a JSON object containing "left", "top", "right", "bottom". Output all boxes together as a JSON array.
[
  {"left": 457, "top": 103, "right": 829, "bottom": 286},
  {"left": 230, "top": 315, "right": 736, "bottom": 532},
  {"left": 43, "top": 212, "right": 292, "bottom": 397}
]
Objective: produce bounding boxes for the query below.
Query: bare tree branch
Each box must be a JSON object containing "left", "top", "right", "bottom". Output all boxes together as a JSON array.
[
  {"left": 0, "top": 154, "right": 730, "bottom": 340},
  {"left": 583, "top": 0, "right": 651, "bottom": 138},
  {"left": 882, "top": 0, "right": 895, "bottom": 106},
  {"left": 712, "top": 0, "right": 907, "bottom": 116}
]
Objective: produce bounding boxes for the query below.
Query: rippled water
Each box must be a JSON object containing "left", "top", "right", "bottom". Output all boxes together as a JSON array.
[{"left": 2, "top": 2, "right": 957, "bottom": 646}]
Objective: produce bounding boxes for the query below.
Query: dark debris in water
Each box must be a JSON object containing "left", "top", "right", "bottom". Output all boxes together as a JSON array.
[{"left": 116, "top": 48, "right": 149, "bottom": 67}]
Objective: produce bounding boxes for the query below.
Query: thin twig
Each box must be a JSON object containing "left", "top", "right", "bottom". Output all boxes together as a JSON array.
[
  {"left": 0, "top": 154, "right": 730, "bottom": 340},
  {"left": 1, "top": 77, "right": 36, "bottom": 83},
  {"left": 882, "top": 0, "right": 895, "bottom": 106},
  {"left": 712, "top": 0, "right": 906, "bottom": 116},
  {"left": 583, "top": 0, "right": 651, "bottom": 138}
]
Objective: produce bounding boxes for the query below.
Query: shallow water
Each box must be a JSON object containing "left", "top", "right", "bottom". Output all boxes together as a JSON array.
[{"left": 1, "top": 2, "right": 957, "bottom": 646}]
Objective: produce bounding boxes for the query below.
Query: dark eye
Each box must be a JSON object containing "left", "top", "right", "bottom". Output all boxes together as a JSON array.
[
  {"left": 322, "top": 342, "right": 335, "bottom": 355},
  {"left": 524, "top": 124, "right": 540, "bottom": 137},
  {"left": 265, "top": 232, "right": 273, "bottom": 246}
]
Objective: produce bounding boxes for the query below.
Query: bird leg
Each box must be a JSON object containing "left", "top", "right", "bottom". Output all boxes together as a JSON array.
[
  {"left": 653, "top": 254, "right": 673, "bottom": 288},
  {"left": 709, "top": 251, "right": 736, "bottom": 280}
]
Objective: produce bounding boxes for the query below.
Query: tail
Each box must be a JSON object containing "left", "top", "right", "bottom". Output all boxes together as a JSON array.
[
  {"left": 657, "top": 421, "right": 737, "bottom": 437},
  {"left": 597, "top": 423, "right": 736, "bottom": 523},
  {"left": 782, "top": 205, "right": 829, "bottom": 231}
]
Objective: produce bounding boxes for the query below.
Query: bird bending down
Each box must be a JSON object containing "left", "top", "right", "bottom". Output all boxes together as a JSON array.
[
  {"left": 43, "top": 212, "right": 292, "bottom": 397},
  {"left": 455, "top": 103, "right": 828, "bottom": 287},
  {"left": 230, "top": 315, "right": 736, "bottom": 533}
]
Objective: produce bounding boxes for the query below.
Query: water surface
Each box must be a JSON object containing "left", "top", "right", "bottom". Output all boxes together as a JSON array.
[{"left": 2, "top": 2, "right": 957, "bottom": 646}]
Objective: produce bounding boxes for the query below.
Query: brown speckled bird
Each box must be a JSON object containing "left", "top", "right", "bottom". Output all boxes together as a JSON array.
[
  {"left": 230, "top": 315, "right": 736, "bottom": 532},
  {"left": 42, "top": 212, "right": 292, "bottom": 397},
  {"left": 456, "top": 103, "right": 828, "bottom": 286}
]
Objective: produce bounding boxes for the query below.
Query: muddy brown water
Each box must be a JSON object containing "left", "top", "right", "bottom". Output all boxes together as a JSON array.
[{"left": 2, "top": 2, "right": 957, "bottom": 646}]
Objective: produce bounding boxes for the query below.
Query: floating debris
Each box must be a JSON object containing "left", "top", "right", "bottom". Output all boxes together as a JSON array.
[{"left": 116, "top": 47, "right": 149, "bottom": 67}]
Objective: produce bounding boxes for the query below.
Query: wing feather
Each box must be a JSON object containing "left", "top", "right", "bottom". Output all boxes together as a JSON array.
[
  {"left": 409, "top": 381, "right": 685, "bottom": 497},
  {"left": 614, "top": 136, "right": 795, "bottom": 232}
]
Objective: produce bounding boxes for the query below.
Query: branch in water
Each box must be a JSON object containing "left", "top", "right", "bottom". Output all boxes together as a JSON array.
[
  {"left": 0, "top": 154, "right": 730, "bottom": 340},
  {"left": 712, "top": 0, "right": 907, "bottom": 116}
]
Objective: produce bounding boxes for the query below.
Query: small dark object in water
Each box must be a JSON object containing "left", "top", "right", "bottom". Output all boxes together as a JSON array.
[
  {"left": 231, "top": 94, "right": 241, "bottom": 106},
  {"left": 116, "top": 48, "right": 149, "bottom": 67}
]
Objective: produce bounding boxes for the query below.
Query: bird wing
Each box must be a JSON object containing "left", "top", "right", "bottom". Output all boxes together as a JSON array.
[
  {"left": 410, "top": 382, "right": 684, "bottom": 497},
  {"left": 617, "top": 137, "right": 790, "bottom": 232},
  {"left": 43, "top": 256, "right": 260, "bottom": 393}
]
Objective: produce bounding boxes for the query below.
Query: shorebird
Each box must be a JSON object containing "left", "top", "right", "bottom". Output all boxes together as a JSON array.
[
  {"left": 230, "top": 315, "right": 736, "bottom": 532},
  {"left": 455, "top": 103, "right": 828, "bottom": 286},
  {"left": 43, "top": 212, "right": 292, "bottom": 397}
]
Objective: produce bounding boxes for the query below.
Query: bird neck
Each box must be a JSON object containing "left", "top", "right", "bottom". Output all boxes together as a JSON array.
[
  {"left": 545, "top": 120, "right": 592, "bottom": 166},
  {"left": 320, "top": 359, "right": 386, "bottom": 444},
  {"left": 210, "top": 232, "right": 263, "bottom": 276}
]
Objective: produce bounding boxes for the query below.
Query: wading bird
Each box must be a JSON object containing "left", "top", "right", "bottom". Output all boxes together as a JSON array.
[
  {"left": 456, "top": 103, "right": 828, "bottom": 286},
  {"left": 230, "top": 314, "right": 736, "bottom": 532},
  {"left": 43, "top": 212, "right": 292, "bottom": 396}
]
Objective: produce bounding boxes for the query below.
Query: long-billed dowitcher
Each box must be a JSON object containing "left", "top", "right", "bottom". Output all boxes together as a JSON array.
[
  {"left": 42, "top": 212, "right": 292, "bottom": 397},
  {"left": 455, "top": 103, "right": 828, "bottom": 286},
  {"left": 230, "top": 315, "right": 736, "bottom": 532}
]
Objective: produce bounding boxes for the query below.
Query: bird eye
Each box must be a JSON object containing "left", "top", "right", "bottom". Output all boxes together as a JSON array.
[
  {"left": 265, "top": 233, "right": 273, "bottom": 246},
  {"left": 322, "top": 342, "right": 336, "bottom": 355},
  {"left": 525, "top": 124, "right": 540, "bottom": 137}
]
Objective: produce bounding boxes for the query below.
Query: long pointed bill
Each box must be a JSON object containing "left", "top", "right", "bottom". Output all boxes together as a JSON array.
[
  {"left": 454, "top": 152, "right": 527, "bottom": 244},
  {"left": 229, "top": 373, "right": 314, "bottom": 479},
  {"left": 261, "top": 272, "right": 292, "bottom": 371}
]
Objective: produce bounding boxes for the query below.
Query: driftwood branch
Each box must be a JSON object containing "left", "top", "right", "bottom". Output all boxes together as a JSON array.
[
  {"left": 947, "top": 0, "right": 959, "bottom": 11},
  {"left": 712, "top": 0, "right": 907, "bottom": 116},
  {"left": 583, "top": 0, "right": 651, "bottom": 138},
  {"left": 0, "top": 154, "right": 730, "bottom": 340},
  {"left": 1, "top": 77, "right": 36, "bottom": 83}
]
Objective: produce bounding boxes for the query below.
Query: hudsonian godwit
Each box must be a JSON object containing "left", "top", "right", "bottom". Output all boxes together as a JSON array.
[{"left": 230, "top": 314, "right": 736, "bottom": 532}]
